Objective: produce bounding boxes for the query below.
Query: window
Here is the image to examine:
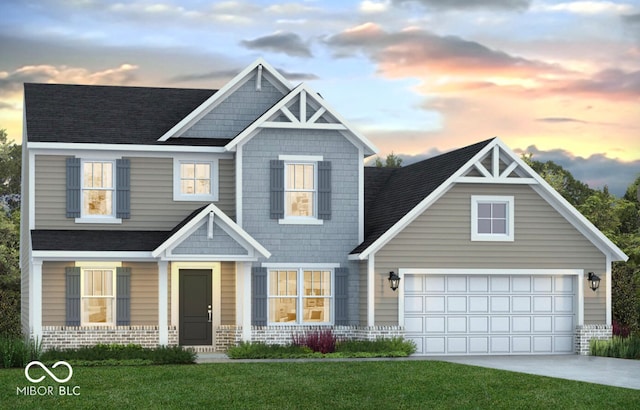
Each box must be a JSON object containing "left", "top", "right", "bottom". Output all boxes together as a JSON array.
[
  {"left": 81, "top": 268, "right": 115, "bottom": 325},
  {"left": 173, "top": 158, "right": 218, "bottom": 201},
  {"left": 268, "top": 268, "right": 332, "bottom": 324},
  {"left": 471, "top": 196, "right": 514, "bottom": 241},
  {"left": 82, "top": 161, "right": 115, "bottom": 217},
  {"left": 285, "top": 163, "right": 315, "bottom": 218}
]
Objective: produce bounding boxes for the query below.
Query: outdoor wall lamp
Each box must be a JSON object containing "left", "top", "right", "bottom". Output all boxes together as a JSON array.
[
  {"left": 388, "top": 271, "right": 401, "bottom": 291},
  {"left": 588, "top": 272, "right": 601, "bottom": 292}
]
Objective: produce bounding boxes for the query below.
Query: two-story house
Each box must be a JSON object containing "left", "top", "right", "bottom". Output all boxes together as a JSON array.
[{"left": 21, "top": 59, "right": 627, "bottom": 355}]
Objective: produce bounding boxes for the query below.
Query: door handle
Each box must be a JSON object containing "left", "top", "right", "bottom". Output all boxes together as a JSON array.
[{"left": 207, "top": 305, "right": 212, "bottom": 323}]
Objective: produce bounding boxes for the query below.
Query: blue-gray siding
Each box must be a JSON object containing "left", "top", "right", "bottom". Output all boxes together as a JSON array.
[{"left": 172, "top": 221, "right": 248, "bottom": 256}]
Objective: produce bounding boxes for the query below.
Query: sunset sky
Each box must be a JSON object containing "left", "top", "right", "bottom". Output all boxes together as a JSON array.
[{"left": 1, "top": 0, "right": 638, "bottom": 196}]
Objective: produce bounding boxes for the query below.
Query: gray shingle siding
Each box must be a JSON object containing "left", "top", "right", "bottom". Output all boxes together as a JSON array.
[
  {"left": 181, "top": 74, "right": 284, "bottom": 140},
  {"left": 242, "top": 128, "right": 361, "bottom": 323},
  {"left": 172, "top": 222, "right": 248, "bottom": 256}
]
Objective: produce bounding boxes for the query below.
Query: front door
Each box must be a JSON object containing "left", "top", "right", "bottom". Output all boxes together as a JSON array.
[{"left": 179, "top": 269, "right": 212, "bottom": 345}]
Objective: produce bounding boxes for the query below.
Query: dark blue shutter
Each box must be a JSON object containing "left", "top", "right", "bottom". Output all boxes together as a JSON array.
[
  {"left": 65, "top": 267, "right": 81, "bottom": 326},
  {"left": 252, "top": 267, "right": 268, "bottom": 326},
  {"left": 116, "top": 267, "right": 131, "bottom": 325},
  {"left": 270, "top": 160, "right": 284, "bottom": 219},
  {"left": 66, "top": 158, "right": 81, "bottom": 218},
  {"left": 317, "top": 161, "right": 332, "bottom": 220},
  {"left": 116, "top": 159, "right": 131, "bottom": 219},
  {"left": 334, "top": 267, "right": 348, "bottom": 325}
]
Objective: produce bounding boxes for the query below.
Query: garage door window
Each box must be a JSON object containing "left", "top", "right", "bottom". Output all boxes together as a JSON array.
[{"left": 471, "top": 196, "right": 514, "bottom": 241}]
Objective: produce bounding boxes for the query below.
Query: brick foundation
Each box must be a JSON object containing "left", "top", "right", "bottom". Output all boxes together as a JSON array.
[
  {"left": 575, "top": 324, "right": 612, "bottom": 355},
  {"left": 214, "top": 325, "right": 404, "bottom": 351},
  {"left": 39, "top": 326, "right": 178, "bottom": 351}
]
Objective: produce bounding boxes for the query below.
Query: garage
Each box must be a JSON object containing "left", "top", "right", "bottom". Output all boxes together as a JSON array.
[{"left": 403, "top": 273, "right": 576, "bottom": 355}]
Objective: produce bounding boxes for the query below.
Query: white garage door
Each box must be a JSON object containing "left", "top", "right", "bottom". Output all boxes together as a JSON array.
[{"left": 404, "top": 274, "right": 575, "bottom": 355}]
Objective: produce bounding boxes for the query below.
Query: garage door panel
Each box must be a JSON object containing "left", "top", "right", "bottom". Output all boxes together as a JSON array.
[{"left": 404, "top": 274, "right": 576, "bottom": 355}]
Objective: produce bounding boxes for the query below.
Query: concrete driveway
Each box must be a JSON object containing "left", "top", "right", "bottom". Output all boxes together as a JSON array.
[{"left": 430, "top": 355, "right": 640, "bottom": 390}]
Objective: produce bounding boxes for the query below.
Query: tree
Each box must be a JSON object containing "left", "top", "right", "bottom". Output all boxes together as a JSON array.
[
  {"left": 0, "top": 129, "right": 21, "bottom": 198},
  {"left": 375, "top": 152, "right": 403, "bottom": 168}
]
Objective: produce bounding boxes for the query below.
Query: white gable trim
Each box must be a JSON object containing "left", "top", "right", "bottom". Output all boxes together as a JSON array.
[
  {"left": 157, "top": 58, "right": 292, "bottom": 142},
  {"left": 225, "top": 82, "right": 378, "bottom": 156},
  {"left": 152, "top": 203, "right": 270, "bottom": 259},
  {"left": 355, "top": 138, "right": 628, "bottom": 262}
]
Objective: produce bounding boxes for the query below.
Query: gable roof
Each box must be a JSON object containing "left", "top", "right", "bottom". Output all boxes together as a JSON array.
[
  {"left": 352, "top": 138, "right": 494, "bottom": 254},
  {"left": 352, "top": 137, "right": 628, "bottom": 262},
  {"left": 24, "top": 83, "right": 224, "bottom": 145}
]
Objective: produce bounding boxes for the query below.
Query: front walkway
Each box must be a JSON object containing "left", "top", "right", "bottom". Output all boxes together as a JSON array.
[{"left": 196, "top": 353, "right": 640, "bottom": 390}]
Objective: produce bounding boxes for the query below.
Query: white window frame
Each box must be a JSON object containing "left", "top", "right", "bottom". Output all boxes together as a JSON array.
[
  {"left": 173, "top": 157, "right": 219, "bottom": 201},
  {"left": 76, "top": 159, "right": 121, "bottom": 224},
  {"left": 279, "top": 154, "right": 323, "bottom": 225},
  {"left": 266, "top": 266, "right": 334, "bottom": 325},
  {"left": 78, "top": 262, "right": 120, "bottom": 326},
  {"left": 471, "top": 195, "right": 515, "bottom": 242}
]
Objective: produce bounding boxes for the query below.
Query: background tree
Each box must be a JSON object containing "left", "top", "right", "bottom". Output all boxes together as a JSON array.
[
  {"left": 375, "top": 152, "right": 403, "bottom": 168},
  {"left": 0, "top": 129, "right": 21, "bottom": 198}
]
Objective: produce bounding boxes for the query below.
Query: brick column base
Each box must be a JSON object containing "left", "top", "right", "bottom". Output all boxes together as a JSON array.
[{"left": 575, "top": 324, "right": 612, "bottom": 355}]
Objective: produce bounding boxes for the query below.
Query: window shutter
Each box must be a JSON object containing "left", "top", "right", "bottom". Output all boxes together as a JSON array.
[
  {"left": 116, "top": 159, "right": 131, "bottom": 219},
  {"left": 65, "top": 267, "right": 81, "bottom": 326},
  {"left": 334, "top": 267, "right": 348, "bottom": 325},
  {"left": 66, "top": 157, "right": 81, "bottom": 218},
  {"left": 252, "top": 267, "right": 268, "bottom": 326},
  {"left": 270, "top": 160, "right": 284, "bottom": 219},
  {"left": 317, "top": 161, "right": 332, "bottom": 220},
  {"left": 116, "top": 267, "right": 131, "bottom": 325}
]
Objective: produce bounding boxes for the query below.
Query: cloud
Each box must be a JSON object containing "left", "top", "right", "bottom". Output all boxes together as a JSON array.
[
  {"left": 536, "top": 117, "right": 587, "bottom": 124},
  {"left": 169, "top": 67, "right": 319, "bottom": 84},
  {"left": 534, "top": 1, "right": 634, "bottom": 15},
  {"left": 0, "top": 64, "right": 139, "bottom": 96},
  {"left": 391, "top": 0, "right": 531, "bottom": 11},
  {"left": 241, "top": 32, "right": 313, "bottom": 58},
  {"left": 360, "top": 1, "right": 391, "bottom": 13},
  {"left": 552, "top": 68, "right": 640, "bottom": 99},
  {"left": 515, "top": 145, "right": 640, "bottom": 197},
  {"left": 0, "top": 101, "right": 17, "bottom": 110}
]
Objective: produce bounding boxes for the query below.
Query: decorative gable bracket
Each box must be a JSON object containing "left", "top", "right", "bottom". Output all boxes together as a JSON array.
[{"left": 456, "top": 144, "right": 537, "bottom": 184}]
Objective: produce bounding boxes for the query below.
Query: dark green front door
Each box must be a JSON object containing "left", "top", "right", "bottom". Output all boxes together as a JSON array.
[{"left": 179, "top": 269, "right": 212, "bottom": 345}]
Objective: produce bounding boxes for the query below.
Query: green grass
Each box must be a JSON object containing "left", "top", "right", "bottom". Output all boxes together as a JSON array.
[{"left": 2, "top": 361, "right": 639, "bottom": 409}]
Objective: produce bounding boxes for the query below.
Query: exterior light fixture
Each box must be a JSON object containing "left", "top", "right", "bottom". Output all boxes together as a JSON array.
[
  {"left": 588, "top": 272, "right": 601, "bottom": 292},
  {"left": 388, "top": 271, "right": 400, "bottom": 291}
]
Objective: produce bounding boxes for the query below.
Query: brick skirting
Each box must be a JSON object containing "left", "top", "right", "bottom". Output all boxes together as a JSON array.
[
  {"left": 215, "top": 325, "right": 404, "bottom": 351},
  {"left": 575, "top": 324, "right": 612, "bottom": 355},
  {"left": 39, "top": 326, "right": 178, "bottom": 351}
]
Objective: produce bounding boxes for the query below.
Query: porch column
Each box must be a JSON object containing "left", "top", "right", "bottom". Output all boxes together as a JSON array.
[
  {"left": 158, "top": 261, "right": 168, "bottom": 345},
  {"left": 237, "top": 262, "right": 252, "bottom": 342},
  {"left": 32, "top": 260, "right": 43, "bottom": 341},
  {"left": 367, "top": 255, "right": 375, "bottom": 327}
]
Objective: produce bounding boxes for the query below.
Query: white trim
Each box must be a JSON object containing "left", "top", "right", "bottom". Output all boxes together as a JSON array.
[
  {"left": 262, "top": 263, "right": 340, "bottom": 269},
  {"left": 32, "top": 251, "right": 154, "bottom": 260},
  {"left": 278, "top": 154, "right": 323, "bottom": 162},
  {"left": 27, "top": 142, "right": 228, "bottom": 154},
  {"left": 358, "top": 147, "right": 365, "bottom": 244},
  {"left": 240, "top": 262, "right": 252, "bottom": 341},
  {"left": 470, "top": 195, "right": 515, "bottom": 242},
  {"left": 606, "top": 254, "right": 612, "bottom": 325},
  {"left": 225, "top": 82, "right": 377, "bottom": 155},
  {"left": 578, "top": 270, "right": 585, "bottom": 326},
  {"left": 158, "top": 260, "right": 169, "bottom": 345},
  {"left": 152, "top": 203, "right": 271, "bottom": 259},
  {"left": 32, "top": 260, "right": 43, "bottom": 341},
  {"left": 74, "top": 261, "right": 122, "bottom": 268},
  {"left": 158, "top": 58, "right": 292, "bottom": 142},
  {"left": 172, "top": 157, "right": 219, "bottom": 202},
  {"left": 367, "top": 255, "right": 375, "bottom": 327},
  {"left": 456, "top": 177, "right": 537, "bottom": 184},
  {"left": 278, "top": 218, "right": 323, "bottom": 225}
]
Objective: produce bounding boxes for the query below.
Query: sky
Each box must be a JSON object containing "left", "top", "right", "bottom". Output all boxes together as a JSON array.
[{"left": 1, "top": 0, "right": 639, "bottom": 196}]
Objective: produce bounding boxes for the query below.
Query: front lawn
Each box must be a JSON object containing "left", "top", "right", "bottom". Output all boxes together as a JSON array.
[{"left": 2, "top": 361, "right": 638, "bottom": 409}]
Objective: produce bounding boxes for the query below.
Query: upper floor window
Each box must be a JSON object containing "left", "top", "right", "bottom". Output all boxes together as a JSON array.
[
  {"left": 271, "top": 155, "right": 330, "bottom": 225},
  {"left": 471, "top": 196, "right": 514, "bottom": 241},
  {"left": 173, "top": 158, "right": 218, "bottom": 201},
  {"left": 285, "top": 163, "right": 315, "bottom": 218},
  {"left": 83, "top": 161, "right": 115, "bottom": 217}
]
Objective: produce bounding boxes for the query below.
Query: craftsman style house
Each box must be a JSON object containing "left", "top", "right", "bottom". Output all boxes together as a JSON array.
[{"left": 21, "top": 59, "right": 627, "bottom": 355}]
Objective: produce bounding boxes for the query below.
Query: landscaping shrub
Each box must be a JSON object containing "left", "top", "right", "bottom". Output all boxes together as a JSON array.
[
  {"left": 336, "top": 337, "right": 417, "bottom": 356},
  {"left": 40, "top": 344, "right": 196, "bottom": 366},
  {"left": 292, "top": 329, "right": 337, "bottom": 354},
  {"left": 0, "top": 335, "right": 42, "bottom": 368},
  {"left": 227, "top": 342, "right": 313, "bottom": 359},
  {"left": 590, "top": 335, "right": 640, "bottom": 359}
]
